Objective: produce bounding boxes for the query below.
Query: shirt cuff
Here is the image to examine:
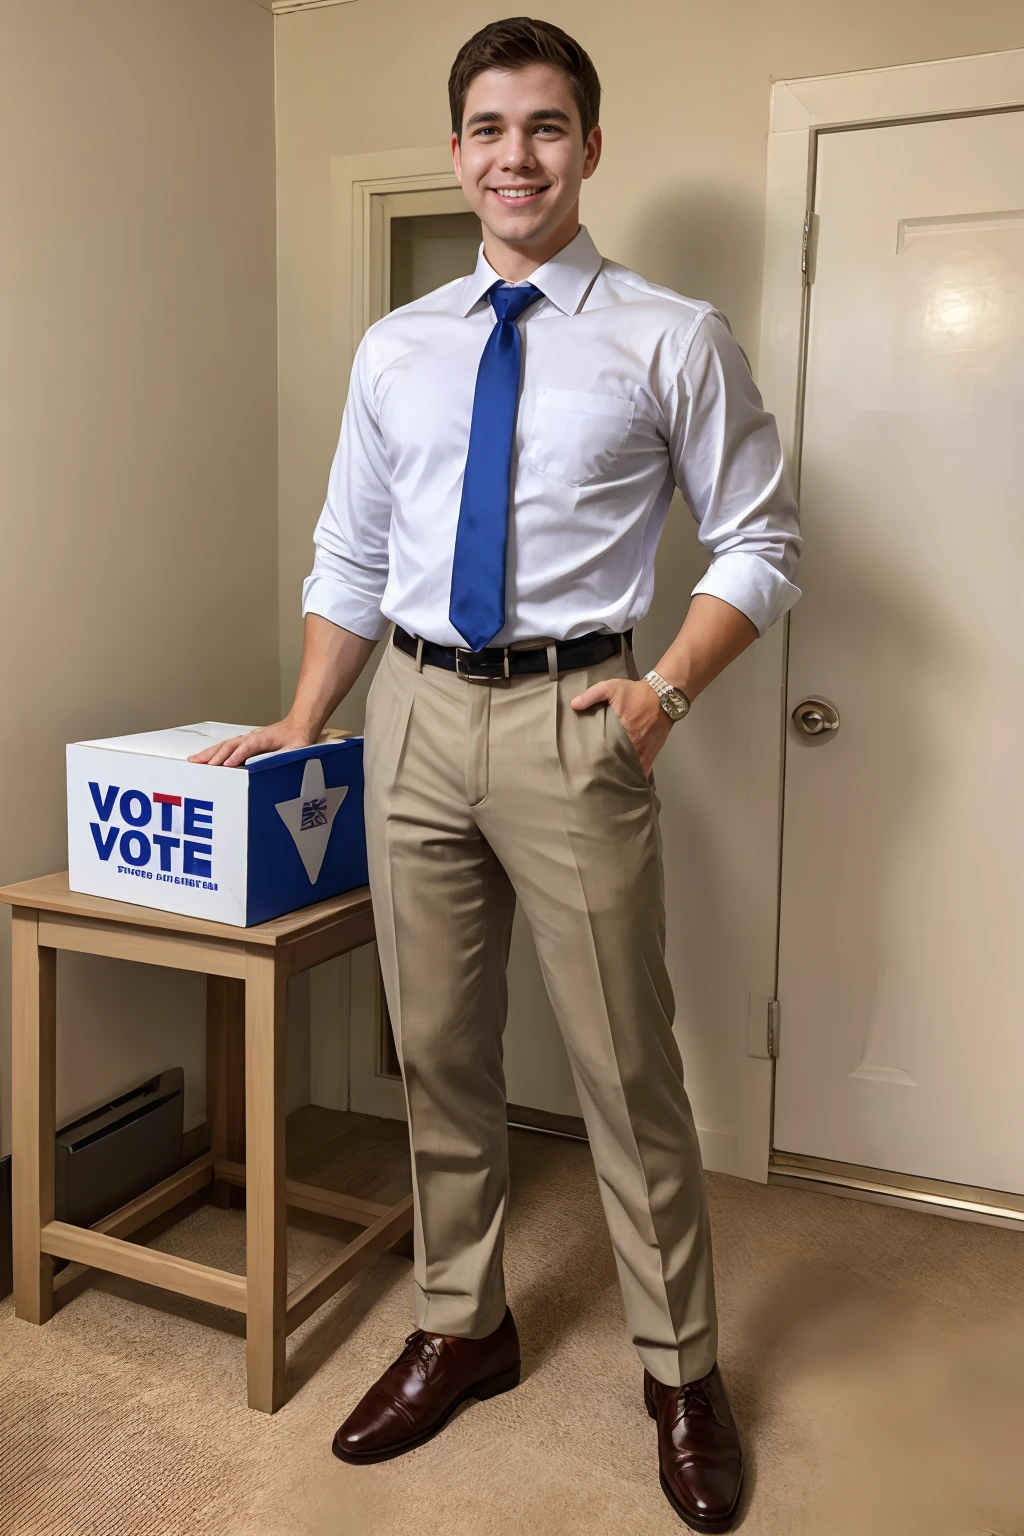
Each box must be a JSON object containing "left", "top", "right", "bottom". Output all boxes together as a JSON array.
[
  {"left": 690, "top": 552, "right": 801, "bottom": 636},
  {"left": 301, "top": 572, "right": 390, "bottom": 642}
]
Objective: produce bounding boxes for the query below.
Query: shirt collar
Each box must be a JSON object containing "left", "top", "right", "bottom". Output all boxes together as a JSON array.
[{"left": 459, "top": 225, "right": 603, "bottom": 317}]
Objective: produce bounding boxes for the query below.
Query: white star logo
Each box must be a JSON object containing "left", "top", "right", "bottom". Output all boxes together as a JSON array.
[{"left": 275, "top": 757, "right": 348, "bottom": 884}]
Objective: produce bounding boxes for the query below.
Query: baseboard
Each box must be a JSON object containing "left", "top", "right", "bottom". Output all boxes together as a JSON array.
[
  {"left": 0, "top": 1155, "right": 11, "bottom": 1300},
  {"left": 506, "top": 1103, "right": 588, "bottom": 1141}
]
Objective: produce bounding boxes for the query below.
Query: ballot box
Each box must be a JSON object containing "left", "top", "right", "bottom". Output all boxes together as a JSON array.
[{"left": 67, "top": 722, "right": 368, "bottom": 927}]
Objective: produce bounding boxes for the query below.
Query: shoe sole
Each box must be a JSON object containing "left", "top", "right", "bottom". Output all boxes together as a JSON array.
[
  {"left": 331, "top": 1362, "right": 521, "bottom": 1465},
  {"left": 646, "top": 1392, "right": 743, "bottom": 1534}
]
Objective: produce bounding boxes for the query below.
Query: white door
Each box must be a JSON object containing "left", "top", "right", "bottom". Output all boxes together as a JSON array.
[{"left": 775, "top": 111, "right": 1024, "bottom": 1192}]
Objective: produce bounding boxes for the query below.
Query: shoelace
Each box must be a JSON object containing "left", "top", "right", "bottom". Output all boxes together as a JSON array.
[
  {"left": 674, "top": 1380, "right": 728, "bottom": 1429},
  {"left": 397, "top": 1329, "right": 445, "bottom": 1383}
]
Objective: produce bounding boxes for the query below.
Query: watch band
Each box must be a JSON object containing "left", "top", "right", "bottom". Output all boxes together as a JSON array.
[{"left": 644, "top": 669, "right": 691, "bottom": 721}]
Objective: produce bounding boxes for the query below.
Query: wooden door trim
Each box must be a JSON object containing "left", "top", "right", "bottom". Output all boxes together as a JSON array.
[
  {"left": 331, "top": 146, "right": 464, "bottom": 365},
  {"left": 760, "top": 48, "right": 1024, "bottom": 473}
]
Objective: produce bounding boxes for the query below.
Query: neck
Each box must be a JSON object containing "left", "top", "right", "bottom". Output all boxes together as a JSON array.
[{"left": 481, "top": 209, "right": 580, "bottom": 283}]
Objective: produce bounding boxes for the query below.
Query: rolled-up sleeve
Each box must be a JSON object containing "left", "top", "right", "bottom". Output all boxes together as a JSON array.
[
  {"left": 301, "top": 333, "right": 393, "bottom": 641},
  {"left": 667, "top": 311, "right": 802, "bottom": 636}
]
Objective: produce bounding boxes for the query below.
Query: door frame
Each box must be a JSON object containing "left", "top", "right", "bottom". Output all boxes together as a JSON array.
[
  {"left": 331, "top": 146, "right": 462, "bottom": 380},
  {"left": 327, "top": 149, "right": 471, "bottom": 1120},
  {"left": 759, "top": 47, "right": 1024, "bottom": 468},
  {"left": 759, "top": 47, "right": 1024, "bottom": 1226}
]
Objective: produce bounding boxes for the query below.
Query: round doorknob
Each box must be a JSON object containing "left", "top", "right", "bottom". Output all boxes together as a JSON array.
[{"left": 792, "top": 697, "right": 840, "bottom": 736}]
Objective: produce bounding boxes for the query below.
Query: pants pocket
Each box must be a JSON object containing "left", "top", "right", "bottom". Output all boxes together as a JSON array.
[{"left": 604, "top": 701, "right": 654, "bottom": 788}]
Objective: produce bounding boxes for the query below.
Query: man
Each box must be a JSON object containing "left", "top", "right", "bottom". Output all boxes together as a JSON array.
[{"left": 195, "top": 17, "right": 800, "bottom": 1531}]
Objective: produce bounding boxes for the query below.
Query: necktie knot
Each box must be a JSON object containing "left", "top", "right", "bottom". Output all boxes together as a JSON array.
[{"left": 489, "top": 282, "right": 542, "bottom": 325}]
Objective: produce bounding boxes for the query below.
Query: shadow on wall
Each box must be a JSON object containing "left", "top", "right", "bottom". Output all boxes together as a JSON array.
[
  {"left": 616, "top": 179, "right": 780, "bottom": 1124},
  {"left": 635, "top": 504, "right": 748, "bottom": 1101},
  {"left": 629, "top": 174, "right": 968, "bottom": 1153},
  {"left": 618, "top": 180, "right": 767, "bottom": 349}
]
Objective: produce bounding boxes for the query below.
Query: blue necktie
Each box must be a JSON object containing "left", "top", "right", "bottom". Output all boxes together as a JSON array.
[{"left": 449, "top": 282, "right": 542, "bottom": 652}]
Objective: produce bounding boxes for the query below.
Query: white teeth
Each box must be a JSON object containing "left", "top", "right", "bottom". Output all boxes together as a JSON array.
[{"left": 494, "top": 188, "right": 544, "bottom": 198}]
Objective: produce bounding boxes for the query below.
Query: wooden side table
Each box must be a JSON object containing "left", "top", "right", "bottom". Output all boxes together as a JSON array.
[{"left": 0, "top": 872, "right": 413, "bottom": 1413}]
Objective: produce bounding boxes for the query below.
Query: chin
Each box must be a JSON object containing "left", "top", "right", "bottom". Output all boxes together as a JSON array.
[
  {"left": 487, "top": 211, "right": 558, "bottom": 244},
  {"left": 497, "top": 218, "right": 547, "bottom": 242}
]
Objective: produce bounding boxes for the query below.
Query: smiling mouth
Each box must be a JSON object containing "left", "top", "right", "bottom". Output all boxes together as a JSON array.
[{"left": 490, "top": 186, "right": 550, "bottom": 204}]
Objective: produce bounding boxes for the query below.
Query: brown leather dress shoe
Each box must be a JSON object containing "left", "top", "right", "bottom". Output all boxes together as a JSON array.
[
  {"left": 645, "top": 1364, "right": 743, "bottom": 1533},
  {"left": 332, "top": 1309, "right": 521, "bottom": 1464}
]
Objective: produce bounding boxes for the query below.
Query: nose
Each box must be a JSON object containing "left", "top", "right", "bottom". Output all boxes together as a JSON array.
[{"left": 499, "top": 130, "right": 537, "bottom": 174}]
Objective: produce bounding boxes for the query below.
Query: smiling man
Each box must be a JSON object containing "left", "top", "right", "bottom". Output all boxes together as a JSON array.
[{"left": 193, "top": 17, "right": 800, "bottom": 1530}]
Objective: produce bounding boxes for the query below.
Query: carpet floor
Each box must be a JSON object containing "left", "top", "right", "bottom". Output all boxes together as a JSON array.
[{"left": 1, "top": 1106, "right": 1022, "bottom": 1536}]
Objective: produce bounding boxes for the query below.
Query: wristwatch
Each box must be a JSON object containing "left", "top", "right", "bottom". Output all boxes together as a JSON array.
[{"left": 644, "top": 669, "right": 691, "bottom": 722}]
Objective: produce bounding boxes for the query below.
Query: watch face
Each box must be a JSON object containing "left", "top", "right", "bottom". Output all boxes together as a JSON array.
[{"left": 646, "top": 671, "right": 689, "bottom": 720}]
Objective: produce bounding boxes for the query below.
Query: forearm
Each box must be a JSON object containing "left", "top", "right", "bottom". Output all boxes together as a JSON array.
[
  {"left": 654, "top": 594, "right": 758, "bottom": 703},
  {"left": 285, "top": 614, "right": 378, "bottom": 737}
]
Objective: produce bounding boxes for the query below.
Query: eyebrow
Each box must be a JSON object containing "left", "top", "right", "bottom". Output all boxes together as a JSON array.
[{"left": 464, "top": 107, "right": 573, "bottom": 129}]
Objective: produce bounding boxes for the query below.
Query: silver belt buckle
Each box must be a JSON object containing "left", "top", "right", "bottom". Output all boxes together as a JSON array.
[{"left": 454, "top": 647, "right": 511, "bottom": 685}]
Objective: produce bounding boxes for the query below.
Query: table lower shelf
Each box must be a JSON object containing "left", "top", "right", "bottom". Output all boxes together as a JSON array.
[{"left": 40, "top": 1152, "right": 414, "bottom": 1334}]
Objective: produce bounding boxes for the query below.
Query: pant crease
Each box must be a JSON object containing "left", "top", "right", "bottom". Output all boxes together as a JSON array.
[{"left": 549, "top": 677, "right": 714, "bottom": 1385}]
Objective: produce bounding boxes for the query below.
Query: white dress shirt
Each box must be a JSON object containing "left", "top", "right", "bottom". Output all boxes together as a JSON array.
[{"left": 302, "top": 226, "right": 801, "bottom": 646}]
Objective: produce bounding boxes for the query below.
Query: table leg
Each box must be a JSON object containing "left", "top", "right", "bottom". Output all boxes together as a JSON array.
[
  {"left": 11, "top": 909, "right": 56, "bottom": 1325},
  {"left": 207, "top": 976, "right": 246, "bottom": 1208},
  {"left": 244, "top": 947, "right": 287, "bottom": 1412}
]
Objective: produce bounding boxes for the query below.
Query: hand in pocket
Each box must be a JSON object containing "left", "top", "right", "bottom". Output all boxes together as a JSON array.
[{"left": 570, "top": 677, "right": 673, "bottom": 776}]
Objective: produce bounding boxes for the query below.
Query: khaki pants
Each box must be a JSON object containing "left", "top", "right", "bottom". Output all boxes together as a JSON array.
[{"left": 363, "top": 637, "right": 718, "bottom": 1388}]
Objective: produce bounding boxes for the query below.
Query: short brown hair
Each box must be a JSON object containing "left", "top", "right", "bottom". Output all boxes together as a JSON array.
[{"left": 449, "top": 17, "right": 601, "bottom": 141}]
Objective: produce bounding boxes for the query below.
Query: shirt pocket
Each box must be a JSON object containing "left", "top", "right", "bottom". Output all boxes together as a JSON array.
[{"left": 522, "top": 388, "right": 635, "bottom": 487}]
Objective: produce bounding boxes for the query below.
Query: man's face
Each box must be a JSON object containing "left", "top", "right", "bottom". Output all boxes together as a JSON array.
[{"left": 452, "top": 63, "right": 601, "bottom": 250}]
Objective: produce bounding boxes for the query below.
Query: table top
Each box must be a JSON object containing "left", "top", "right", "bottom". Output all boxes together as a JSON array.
[{"left": 0, "top": 871, "right": 373, "bottom": 948}]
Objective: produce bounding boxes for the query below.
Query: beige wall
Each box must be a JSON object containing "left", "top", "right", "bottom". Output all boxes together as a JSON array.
[
  {"left": 0, "top": 0, "right": 280, "bottom": 1154},
  {"left": 274, "top": 0, "right": 1024, "bottom": 1161}
]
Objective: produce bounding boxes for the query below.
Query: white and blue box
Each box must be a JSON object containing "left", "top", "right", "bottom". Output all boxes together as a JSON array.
[{"left": 67, "top": 722, "right": 368, "bottom": 927}]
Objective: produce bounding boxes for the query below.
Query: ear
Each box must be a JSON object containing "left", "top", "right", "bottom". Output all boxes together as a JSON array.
[
  {"left": 451, "top": 131, "right": 463, "bottom": 184},
  {"left": 582, "top": 124, "right": 602, "bottom": 181}
]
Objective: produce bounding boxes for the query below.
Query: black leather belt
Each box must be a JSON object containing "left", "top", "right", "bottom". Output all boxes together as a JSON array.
[{"left": 393, "top": 625, "right": 632, "bottom": 682}]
